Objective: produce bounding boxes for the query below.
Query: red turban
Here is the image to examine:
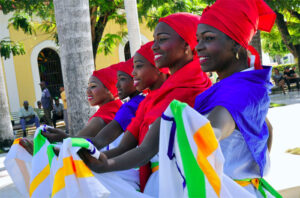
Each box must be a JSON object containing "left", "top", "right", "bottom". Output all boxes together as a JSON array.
[
  {"left": 199, "top": 0, "right": 276, "bottom": 49},
  {"left": 92, "top": 66, "right": 118, "bottom": 97},
  {"left": 116, "top": 58, "right": 134, "bottom": 77},
  {"left": 159, "top": 13, "right": 201, "bottom": 51},
  {"left": 136, "top": 41, "right": 169, "bottom": 74}
]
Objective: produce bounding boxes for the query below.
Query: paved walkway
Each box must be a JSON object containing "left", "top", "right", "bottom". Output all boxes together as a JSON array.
[{"left": 0, "top": 91, "right": 300, "bottom": 197}]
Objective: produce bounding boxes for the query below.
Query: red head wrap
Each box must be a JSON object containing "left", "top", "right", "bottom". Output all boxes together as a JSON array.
[
  {"left": 136, "top": 41, "right": 169, "bottom": 74},
  {"left": 92, "top": 66, "right": 118, "bottom": 97},
  {"left": 116, "top": 58, "right": 134, "bottom": 77},
  {"left": 199, "top": 0, "right": 276, "bottom": 49},
  {"left": 159, "top": 12, "right": 201, "bottom": 51}
]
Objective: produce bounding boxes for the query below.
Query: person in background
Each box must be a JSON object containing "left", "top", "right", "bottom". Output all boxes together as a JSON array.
[
  {"left": 34, "top": 101, "right": 45, "bottom": 123},
  {"left": 272, "top": 68, "right": 286, "bottom": 94},
  {"left": 52, "top": 97, "right": 64, "bottom": 128},
  {"left": 60, "top": 86, "right": 69, "bottom": 132},
  {"left": 283, "top": 66, "right": 300, "bottom": 92},
  {"left": 39, "top": 81, "right": 52, "bottom": 125},
  {"left": 19, "top": 101, "right": 40, "bottom": 137}
]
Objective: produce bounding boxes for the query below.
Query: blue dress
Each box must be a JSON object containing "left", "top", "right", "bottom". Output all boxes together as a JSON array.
[{"left": 114, "top": 94, "right": 145, "bottom": 131}]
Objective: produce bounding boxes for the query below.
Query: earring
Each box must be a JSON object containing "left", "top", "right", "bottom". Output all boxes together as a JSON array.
[{"left": 236, "top": 52, "right": 239, "bottom": 60}]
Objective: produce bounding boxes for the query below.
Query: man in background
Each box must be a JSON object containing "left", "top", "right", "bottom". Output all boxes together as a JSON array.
[
  {"left": 34, "top": 101, "right": 45, "bottom": 123},
  {"left": 39, "top": 81, "right": 52, "bottom": 125},
  {"left": 284, "top": 66, "right": 300, "bottom": 92},
  {"left": 19, "top": 101, "right": 40, "bottom": 137},
  {"left": 52, "top": 97, "right": 64, "bottom": 128}
]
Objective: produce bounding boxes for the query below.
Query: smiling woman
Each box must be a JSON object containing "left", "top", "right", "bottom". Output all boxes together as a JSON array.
[
  {"left": 78, "top": 13, "right": 212, "bottom": 196},
  {"left": 42, "top": 65, "right": 122, "bottom": 142},
  {"left": 192, "top": 0, "right": 280, "bottom": 197}
]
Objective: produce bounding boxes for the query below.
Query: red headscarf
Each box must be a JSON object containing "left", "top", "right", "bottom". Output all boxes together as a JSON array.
[
  {"left": 116, "top": 58, "right": 134, "bottom": 77},
  {"left": 92, "top": 66, "right": 118, "bottom": 97},
  {"left": 159, "top": 12, "right": 201, "bottom": 51},
  {"left": 199, "top": 0, "right": 276, "bottom": 49},
  {"left": 136, "top": 41, "right": 169, "bottom": 74}
]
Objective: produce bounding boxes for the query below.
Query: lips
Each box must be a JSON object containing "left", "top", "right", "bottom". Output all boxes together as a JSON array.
[
  {"left": 133, "top": 79, "right": 140, "bottom": 87},
  {"left": 198, "top": 56, "right": 209, "bottom": 64},
  {"left": 87, "top": 96, "right": 93, "bottom": 101},
  {"left": 154, "top": 53, "right": 162, "bottom": 61}
]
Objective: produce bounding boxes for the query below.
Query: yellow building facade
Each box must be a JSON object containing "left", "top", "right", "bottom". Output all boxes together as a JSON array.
[{"left": 0, "top": 11, "right": 153, "bottom": 113}]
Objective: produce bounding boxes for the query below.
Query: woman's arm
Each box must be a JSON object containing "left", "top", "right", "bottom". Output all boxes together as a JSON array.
[
  {"left": 91, "top": 120, "right": 124, "bottom": 149},
  {"left": 103, "top": 131, "right": 138, "bottom": 159},
  {"left": 43, "top": 117, "right": 106, "bottom": 143},
  {"left": 76, "top": 117, "right": 106, "bottom": 137},
  {"left": 207, "top": 106, "right": 236, "bottom": 140},
  {"left": 80, "top": 118, "right": 160, "bottom": 173},
  {"left": 265, "top": 117, "right": 273, "bottom": 151}
]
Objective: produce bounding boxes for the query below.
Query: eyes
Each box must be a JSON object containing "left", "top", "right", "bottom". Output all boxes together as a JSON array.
[
  {"left": 153, "top": 36, "right": 169, "bottom": 44},
  {"left": 117, "top": 77, "right": 129, "bottom": 81},
  {"left": 134, "top": 64, "right": 143, "bottom": 69},
  {"left": 197, "top": 35, "right": 215, "bottom": 43},
  {"left": 87, "top": 84, "right": 97, "bottom": 91}
]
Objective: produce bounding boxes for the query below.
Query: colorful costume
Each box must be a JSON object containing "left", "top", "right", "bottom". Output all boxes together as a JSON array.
[
  {"left": 127, "top": 13, "right": 212, "bottom": 191},
  {"left": 194, "top": 67, "right": 281, "bottom": 197}
]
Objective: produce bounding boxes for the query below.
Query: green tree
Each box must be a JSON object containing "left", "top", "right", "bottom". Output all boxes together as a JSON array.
[
  {"left": 0, "top": 0, "right": 206, "bottom": 62},
  {"left": 263, "top": 0, "right": 300, "bottom": 70}
]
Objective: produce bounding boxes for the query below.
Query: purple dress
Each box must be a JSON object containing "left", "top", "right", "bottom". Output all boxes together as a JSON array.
[{"left": 114, "top": 94, "right": 145, "bottom": 131}]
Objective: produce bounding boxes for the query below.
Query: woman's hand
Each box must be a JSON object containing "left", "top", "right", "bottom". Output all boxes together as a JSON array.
[
  {"left": 42, "top": 127, "right": 69, "bottom": 143},
  {"left": 77, "top": 148, "right": 108, "bottom": 173},
  {"left": 19, "top": 138, "right": 33, "bottom": 155}
]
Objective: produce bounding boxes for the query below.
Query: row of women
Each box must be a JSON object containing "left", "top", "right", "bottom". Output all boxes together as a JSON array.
[{"left": 6, "top": 0, "right": 282, "bottom": 197}]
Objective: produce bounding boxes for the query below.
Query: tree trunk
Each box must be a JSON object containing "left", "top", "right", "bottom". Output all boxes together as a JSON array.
[
  {"left": 250, "top": 31, "right": 262, "bottom": 63},
  {"left": 275, "top": 12, "right": 298, "bottom": 58},
  {"left": 53, "top": 0, "right": 96, "bottom": 135},
  {"left": 0, "top": 58, "right": 14, "bottom": 144},
  {"left": 124, "top": 0, "right": 141, "bottom": 56},
  {"left": 92, "top": 14, "right": 109, "bottom": 62},
  {"left": 295, "top": 44, "right": 300, "bottom": 72}
]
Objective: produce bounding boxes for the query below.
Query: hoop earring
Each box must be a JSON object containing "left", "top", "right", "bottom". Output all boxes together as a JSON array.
[{"left": 236, "top": 52, "right": 239, "bottom": 60}]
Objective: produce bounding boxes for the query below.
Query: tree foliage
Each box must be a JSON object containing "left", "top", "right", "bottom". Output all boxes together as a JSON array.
[
  {"left": 0, "top": 39, "right": 25, "bottom": 59},
  {"left": 0, "top": 0, "right": 207, "bottom": 60},
  {"left": 263, "top": 0, "right": 300, "bottom": 68}
]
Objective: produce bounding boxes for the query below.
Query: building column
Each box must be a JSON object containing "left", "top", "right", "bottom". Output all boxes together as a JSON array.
[{"left": 0, "top": 11, "right": 20, "bottom": 112}]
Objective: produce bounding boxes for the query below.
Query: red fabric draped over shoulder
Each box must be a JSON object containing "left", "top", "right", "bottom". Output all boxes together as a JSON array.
[{"left": 88, "top": 100, "right": 122, "bottom": 123}]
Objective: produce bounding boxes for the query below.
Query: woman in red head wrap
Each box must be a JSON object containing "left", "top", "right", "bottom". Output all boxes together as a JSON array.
[
  {"left": 191, "top": 0, "right": 280, "bottom": 197},
  {"left": 42, "top": 65, "right": 123, "bottom": 142},
  {"left": 79, "top": 13, "right": 211, "bottom": 195}
]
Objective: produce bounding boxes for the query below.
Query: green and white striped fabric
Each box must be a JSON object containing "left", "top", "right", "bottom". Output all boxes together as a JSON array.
[{"left": 159, "top": 100, "right": 255, "bottom": 198}]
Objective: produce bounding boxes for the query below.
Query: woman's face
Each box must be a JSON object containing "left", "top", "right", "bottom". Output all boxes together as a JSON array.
[
  {"left": 195, "top": 24, "right": 235, "bottom": 73},
  {"left": 152, "top": 22, "right": 187, "bottom": 69},
  {"left": 116, "top": 71, "right": 136, "bottom": 100},
  {"left": 86, "top": 76, "right": 111, "bottom": 106},
  {"left": 132, "top": 53, "right": 159, "bottom": 91}
]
